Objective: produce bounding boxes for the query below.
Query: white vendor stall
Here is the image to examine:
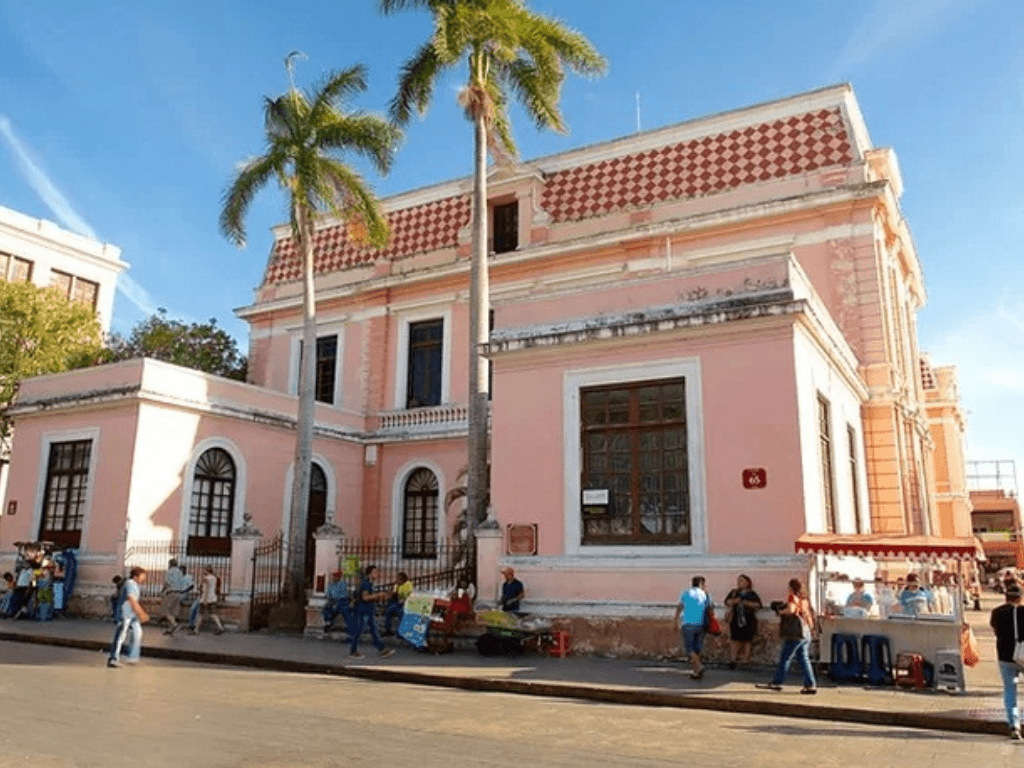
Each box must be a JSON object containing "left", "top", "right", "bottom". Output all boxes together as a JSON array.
[{"left": 795, "top": 533, "right": 982, "bottom": 692}]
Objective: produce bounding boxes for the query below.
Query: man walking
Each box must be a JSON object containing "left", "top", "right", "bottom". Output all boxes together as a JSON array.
[
  {"left": 159, "top": 558, "right": 185, "bottom": 634},
  {"left": 674, "top": 575, "right": 711, "bottom": 679},
  {"left": 349, "top": 565, "right": 394, "bottom": 660},
  {"left": 108, "top": 566, "right": 149, "bottom": 668},
  {"left": 991, "top": 581, "right": 1024, "bottom": 739}
]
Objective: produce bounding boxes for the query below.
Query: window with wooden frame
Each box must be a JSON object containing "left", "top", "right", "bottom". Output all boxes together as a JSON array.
[
  {"left": 817, "top": 395, "right": 837, "bottom": 533},
  {"left": 580, "top": 378, "right": 690, "bottom": 545},
  {"left": 297, "top": 334, "right": 338, "bottom": 404},
  {"left": 491, "top": 200, "right": 518, "bottom": 254},
  {"left": 847, "top": 424, "right": 862, "bottom": 534},
  {"left": 406, "top": 319, "right": 443, "bottom": 408},
  {"left": 0, "top": 252, "right": 33, "bottom": 282},
  {"left": 187, "top": 448, "right": 235, "bottom": 556},
  {"left": 402, "top": 468, "right": 438, "bottom": 559},
  {"left": 49, "top": 269, "right": 98, "bottom": 309},
  {"left": 39, "top": 440, "right": 91, "bottom": 549}
]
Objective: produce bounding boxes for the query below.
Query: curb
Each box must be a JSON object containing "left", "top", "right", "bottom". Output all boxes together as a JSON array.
[{"left": 0, "top": 629, "right": 1002, "bottom": 737}]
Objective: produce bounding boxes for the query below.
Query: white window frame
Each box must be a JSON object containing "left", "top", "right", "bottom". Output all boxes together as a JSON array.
[
  {"left": 32, "top": 427, "right": 100, "bottom": 551},
  {"left": 288, "top": 323, "right": 345, "bottom": 407},
  {"left": 178, "top": 437, "right": 247, "bottom": 542},
  {"left": 389, "top": 459, "right": 447, "bottom": 555},
  {"left": 392, "top": 307, "right": 452, "bottom": 410},
  {"left": 563, "top": 358, "right": 707, "bottom": 559}
]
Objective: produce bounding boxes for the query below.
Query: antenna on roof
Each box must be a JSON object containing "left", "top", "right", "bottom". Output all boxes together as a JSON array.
[{"left": 635, "top": 92, "right": 642, "bottom": 133}]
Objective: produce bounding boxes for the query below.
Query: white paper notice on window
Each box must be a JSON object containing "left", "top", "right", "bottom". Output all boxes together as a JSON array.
[{"left": 582, "top": 489, "right": 609, "bottom": 505}]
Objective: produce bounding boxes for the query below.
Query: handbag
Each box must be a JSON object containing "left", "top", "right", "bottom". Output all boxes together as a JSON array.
[
  {"left": 1013, "top": 607, "right": 1024, "bottom": 670},
  {"left": 779, "top": 611, "right": 807, "bottom": 640},
  {"left": 705, "top": 603, "right": 722, "bottom": 636}
]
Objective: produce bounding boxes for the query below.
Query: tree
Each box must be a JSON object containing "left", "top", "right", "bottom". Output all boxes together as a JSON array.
[
  {"left": 0, "top": 280, "right": 104, "bottom": 449},
  {"left": 106, "top": 310, "right": 248, "bottom": 380},
  {"left": 220, "top": 57, "right": 401, "bottom": 625},
  {"left": 380, "top": 0, "right": 606, "bottom": 530}
]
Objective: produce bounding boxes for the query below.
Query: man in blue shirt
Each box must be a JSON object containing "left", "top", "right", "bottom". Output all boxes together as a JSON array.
[
  {"left": 673, "top": 575, "right": 711, "bottom": 679},
  {"left": 898, "top": 573, "right": 934, "bottom": 615},
  {"left": 500, "top": 567, "right": 526, "bottom": 615},
  {"left": 349, "top": 565, "right": 394, "bottom": 660},
  {"left": 323, "top": 570, "right": 355, "bottom": 636},
  {"left": 108, "top": 567, "right": 149, "bottom": 668}
]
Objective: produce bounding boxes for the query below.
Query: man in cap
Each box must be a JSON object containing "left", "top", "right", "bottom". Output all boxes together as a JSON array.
[
  {"left": 323, "top": 569, "right": 355, "bottom": 636},
  {"left": 898, "top": 573, "right": 934, "bottom": 615},
  {"left": 500, "top": 567, "right": 525, "bottom": 615}
]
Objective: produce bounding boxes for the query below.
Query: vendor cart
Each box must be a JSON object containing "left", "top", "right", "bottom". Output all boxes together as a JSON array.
[{"left": 475, "top": 610, "right": 555, "bottom": 656}]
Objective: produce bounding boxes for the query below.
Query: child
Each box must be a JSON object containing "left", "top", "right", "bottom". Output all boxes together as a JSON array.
[
  {"left": 35, "top": 567, "right": 55, "bottom": 621},
  {"left": 0, "top": 572, "right": 14, "bottom": 616}
]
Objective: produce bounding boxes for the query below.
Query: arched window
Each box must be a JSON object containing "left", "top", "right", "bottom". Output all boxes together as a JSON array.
[
  {"left": 402, "top": 468, "right": 438, "bottom": 559},
  {"left": 188, "top": 448, "right": 235, "bottom": 556}
]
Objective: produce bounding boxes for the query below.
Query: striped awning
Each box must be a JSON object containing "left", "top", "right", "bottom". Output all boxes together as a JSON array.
[{"left": 795, "top": 533, "right": 983, "bottom": 562}]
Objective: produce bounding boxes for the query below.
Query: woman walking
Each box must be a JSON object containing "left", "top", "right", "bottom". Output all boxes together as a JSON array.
[
  {"left": 757, "top": 578, "right": 817, "bottom": 694},
  {"left": 189, "top": 565, "right": 224, "bottom": 635}
]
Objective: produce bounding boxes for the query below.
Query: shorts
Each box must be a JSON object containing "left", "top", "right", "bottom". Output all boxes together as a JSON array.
[{"left": 682, "top": 625, "right": 705, "bottom": 655}]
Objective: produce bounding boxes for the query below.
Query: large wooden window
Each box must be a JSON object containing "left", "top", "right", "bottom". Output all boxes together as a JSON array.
[
  {"left": 49, "top": 269, "right": 98, "bottom": 309},
  {"left": 491, "top": 201, "right": 518, "bottom": 254},
  {"left": 402, "top": 468, "right": 438, "bottom": 559},
  {"left": 0, "top": 252, "right": 33, "bottom": 282},
  {"left": 39, "top": 440, "right": 91, "bottom": 549},
  {"left": 580, "top": 379, "right": 690, "bottom": 545},
  {"left": 406, "top": 319, "right": 443, "bottom": 408},
  {"left": 818, "top": 395, "right": 837, "bottom": 533},
  {"left": 298, "top": 334, "right": 338, "bottom": 404},
  {"left": 188, "top": 448, "right": 235, "bottom": 556}
]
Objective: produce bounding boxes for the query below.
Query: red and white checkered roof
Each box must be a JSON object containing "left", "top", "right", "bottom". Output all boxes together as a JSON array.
[{"left": 263, "top": 106, "right": 853, "bottom": 285}]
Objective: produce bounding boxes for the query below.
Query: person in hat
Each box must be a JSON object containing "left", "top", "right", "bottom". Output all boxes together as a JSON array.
[
  {"left": 898, "top": 573, "right": 934, "bottom": 615},
  {"left": 500, "top": 567, "right": 525, "bottom": 615},
  {"left": 159, "top": 558, "right": 186, "bottom": 633},
  {"left": 991, "top": 581, "right": 1024, "bottom": 739},
  {"left": 323, "top": 569, "right": 355, "bottom": 636}
]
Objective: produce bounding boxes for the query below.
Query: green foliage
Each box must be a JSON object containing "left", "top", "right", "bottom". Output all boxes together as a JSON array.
[
  {"left": 106, "top": 310, "right": 248, "bottom": 381},
  {"left": 0, "top": 280, "right": 105, "bottom": 442}
]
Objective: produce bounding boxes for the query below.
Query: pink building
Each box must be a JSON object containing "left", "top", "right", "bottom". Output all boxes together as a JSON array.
[{"left": 0, "top": 85, "right": 974, "bottom": 654}]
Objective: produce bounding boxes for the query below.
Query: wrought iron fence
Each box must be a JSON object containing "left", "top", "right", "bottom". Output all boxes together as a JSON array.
[
  {"left": 333, "top": 537, "right": 472, "bottom": 596},
  {"left": 123, "top": 540, "right": 231, "bottom": 599}
]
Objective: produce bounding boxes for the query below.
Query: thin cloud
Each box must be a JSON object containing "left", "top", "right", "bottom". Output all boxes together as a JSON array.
[
  {"left": 828, "top": 0, "right": 976, "bottom": 79},
  {"left": 0, "top": 113, "right": 169, "bottom": 321},
  {"left": 0, "top": 113, "right": 97, "bottom": 239}
]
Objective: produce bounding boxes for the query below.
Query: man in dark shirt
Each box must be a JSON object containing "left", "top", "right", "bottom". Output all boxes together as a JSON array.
[
  {"left": 500, "top": 567, "right": 525, "bottom": 614},
  {"left": 990, "top": 582, "right": 1024, "bottom": 739},
  {"left": 349, "top": 565, "right": 394, "bottom": 661}
]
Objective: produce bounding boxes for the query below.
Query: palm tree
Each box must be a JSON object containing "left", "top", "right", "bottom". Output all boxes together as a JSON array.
[
  {"left": 220, "top": 57, "right": 401, "bottom": 624},
  {"left": 380, "top": 0, "right": 605, "bottom": 534}
]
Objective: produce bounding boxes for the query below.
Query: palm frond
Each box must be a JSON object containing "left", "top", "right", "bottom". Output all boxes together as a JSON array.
[
  {"left": 315, "top": 114, "right": 402, "bottom": 176},
  {"left": 309, "top": 65, "right": 369, "bottom": 125},
  {"left": 219, "top": 153, "right": 283, "bottom": 247},
  {"left": 389, "top": 42, "right": 444, "bottom": 124}
]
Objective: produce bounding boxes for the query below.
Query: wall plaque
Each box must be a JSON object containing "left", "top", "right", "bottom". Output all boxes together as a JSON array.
[
  {"left": 507, "top": 524, "right": 538, "bottom": 556},
  {"left": 742, "top": 468, "right": 767, "bottom": 489}
]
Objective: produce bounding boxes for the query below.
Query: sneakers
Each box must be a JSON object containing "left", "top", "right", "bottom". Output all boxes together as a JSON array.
[
  {"left": 106, "top": 659, "right": 119, "bottom": 668},
  {"left": 379, "top": 648, "right": 394, "bottom": 659},
  {"left": 756, "top": 683, "right": 783, "bottom": 691},
  {"left": 214, "top": 627, "right": 225, "bottom": 636},
  {"left": 1010, "top": 726, "right": 1022, "bottom": 740},
  {"left": 800, "top": 687, "right": 818, "bottom": 695},
  {"left": 689, "top": 669, "right": 704, "bottom": 680},
  {"left": 349, "top": 652, "right": 364, "bottom": 660}
]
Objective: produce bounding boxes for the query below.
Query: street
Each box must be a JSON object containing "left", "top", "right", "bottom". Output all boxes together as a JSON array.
[{"left": 0, "top": 641, "right": 1017, "bottom": 768}]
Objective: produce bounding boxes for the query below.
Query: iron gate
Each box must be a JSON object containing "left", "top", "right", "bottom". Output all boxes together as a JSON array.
[{"left": 249, "top": 532, "right": 285, "bottom": 631}]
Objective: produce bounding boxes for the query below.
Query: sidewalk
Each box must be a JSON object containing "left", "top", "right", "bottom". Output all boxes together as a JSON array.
[{"left": 0, "top": 600, "right": 1010, "bottom": 737}]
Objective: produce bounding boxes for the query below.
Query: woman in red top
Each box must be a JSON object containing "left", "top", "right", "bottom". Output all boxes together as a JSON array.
[{"left": 758, "top": 578, "right": 817, "bottom": 694}]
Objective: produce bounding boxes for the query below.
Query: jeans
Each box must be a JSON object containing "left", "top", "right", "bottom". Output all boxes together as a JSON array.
[
  {"left": 109, "top": 617, "right": 142, "bottom": 663},
  {"left": 189, "top": 599, "right": 201, "bottom": 627},
  {"left": 771, "top": 638, "right": 816, "bottom": 688},
  {"left": 999, "top": 660, "right": 1020, "bottom": 728},
  {"left": 350, "top": 608, "right": 384, "bottom": 653},
  {"left": 323, "top": 599, "right": 356, "bottom": 635},
  {"left": 682, "top": 625, "right": 705, "bottom": 655}
]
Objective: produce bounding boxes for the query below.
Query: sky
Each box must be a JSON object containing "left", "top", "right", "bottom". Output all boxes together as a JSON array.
[{"left": 1, "top": 1, "right": 1022, "bottom": 488}]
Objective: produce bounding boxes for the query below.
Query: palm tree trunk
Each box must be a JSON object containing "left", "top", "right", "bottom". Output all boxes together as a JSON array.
[
  {"left": 283, "top": 203, "right": 317, "bottom": 616},
  {"left": 467, "top": 110, "right": 490, "bottom": 532}
]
